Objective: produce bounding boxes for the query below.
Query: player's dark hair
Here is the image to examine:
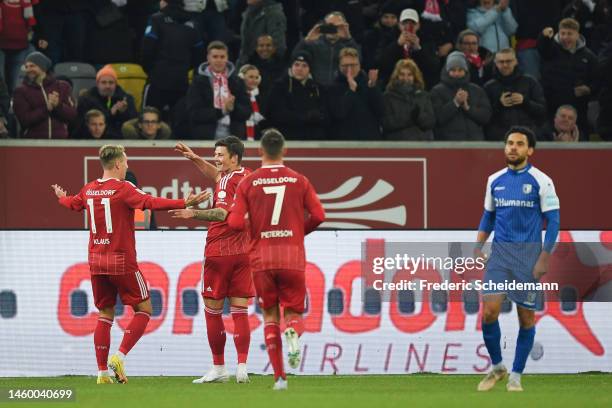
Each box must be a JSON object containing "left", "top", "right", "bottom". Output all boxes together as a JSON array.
[
  {"left": 260, "top": 128, "right": 285, "bottom": 159},
  {"left": 504, "top": 126, "right": 536, "bottom": 148},
  {"left": 215, "top": 136, "right": 244, "bottom": 163}
]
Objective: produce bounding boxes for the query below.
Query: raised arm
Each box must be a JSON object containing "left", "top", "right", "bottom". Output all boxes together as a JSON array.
[
  {"left": 52, "top": 184, "right": 85, "bottom": 211},
  {"left": 175, "top": 142, "right": 220, "bottom": 182}
]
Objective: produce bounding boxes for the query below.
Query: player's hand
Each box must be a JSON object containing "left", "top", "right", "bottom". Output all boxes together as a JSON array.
[
  {"left": 51, "top": 184, "right": 67, "bottom": 198},
  {"left": 168, "top": 208, "right": 196, "bottom": 219},
  {"left": 184, "top": 190, "right": 211, "bottom": 207},
  {"left": 532, "top": 252, "right": 550, "bottom": 280},
  {"left": 473, "top": 248, "right": 489, "bottom": 266},
  {"left": 175, "top": 142, "right": 199, "bottom": 161}
]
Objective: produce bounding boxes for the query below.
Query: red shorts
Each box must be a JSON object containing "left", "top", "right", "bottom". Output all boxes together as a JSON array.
[
  {"left": 202, "top": 254, "right": 255, "bottom": 299},
  {"left": 91, "top": 270, "right": 149, "bottom": 310},
  {"left": 253, "top": 269, "right": 306, "bottom": 313}
]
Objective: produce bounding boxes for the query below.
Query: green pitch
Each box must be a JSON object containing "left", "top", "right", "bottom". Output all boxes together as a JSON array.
[{"left": 1, "top": 374, "right": 611, "bottom": 408}]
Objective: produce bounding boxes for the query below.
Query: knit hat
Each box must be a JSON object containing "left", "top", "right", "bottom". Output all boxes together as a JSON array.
[
  {"left": 445, "top": 51, "right": 468, "bottom": 72},
  {"left": 25, "top": 52, "right": 52, "bottom": 72},
  {"left": 292, "top": 51, "right": 312, "bottom": 68},
  {"left": 96, "top": 65, "right": 118, "bottom": 82}
]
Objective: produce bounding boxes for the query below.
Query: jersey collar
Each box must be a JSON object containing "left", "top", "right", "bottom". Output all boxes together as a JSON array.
[
  {"left": 507, "top": 163, "right": 531, "bottom": 175},
  {"left": 261, "top": 164, "right": 285, "bottom": 169}
]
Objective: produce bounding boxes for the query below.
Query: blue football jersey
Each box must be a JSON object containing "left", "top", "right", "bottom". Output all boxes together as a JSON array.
[{"left": 484, "top": 164, "right": 560, "bottom": 243}]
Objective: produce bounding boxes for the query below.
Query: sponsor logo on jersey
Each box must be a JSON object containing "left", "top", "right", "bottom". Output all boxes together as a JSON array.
[
  {"left": 494, "top": 197, "right": 535, "bottom": 208},
  {"left": 494, "top": 186, "right": 505, "bottom": 191}
]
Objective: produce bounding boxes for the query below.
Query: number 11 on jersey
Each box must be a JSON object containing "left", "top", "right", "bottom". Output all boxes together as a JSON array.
[{"left": 86, "top": 198, "right": 113, "bottom": 233}]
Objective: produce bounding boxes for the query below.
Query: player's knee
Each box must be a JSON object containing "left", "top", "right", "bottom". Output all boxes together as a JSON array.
[
  {"left": 98, "top": 307, "right": 115, "bottom": 320},
  {"left": 482, "top": 305, "right": 500, "bottom": 323},
  {"left": 133, "top": 299, "right": 152, "bottom": 315},
  {"left": 204, "top": 298, "right": 224, "bottom": 310}
]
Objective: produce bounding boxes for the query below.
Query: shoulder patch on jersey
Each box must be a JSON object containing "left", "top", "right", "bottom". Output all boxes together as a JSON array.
[{"left": 544, "top": 195, "right": 560, "bottom": 208}]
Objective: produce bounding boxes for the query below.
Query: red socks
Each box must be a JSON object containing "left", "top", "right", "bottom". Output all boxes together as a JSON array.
[
  {"left": 264, "top": 322, "right": 285, "bottom": 380},
  {"left": 231, "top": 306, "right": 250, "bottom": 364},
  {"left": 94, "top": 317, "right": 113, "bottom": 370},
  {"left": 205, "top": 306, "right": 226, "bottom": 365},
  {"left": 118, "top": 311, "right": 150, "bottom": 355},
  {"left": 286, "top": 315, "right": 304, "bottom": 337}
]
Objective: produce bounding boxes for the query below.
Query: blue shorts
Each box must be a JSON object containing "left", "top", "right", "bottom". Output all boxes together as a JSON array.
[{"left": 482, "top": 252, "right": 540, "bottom": 310}]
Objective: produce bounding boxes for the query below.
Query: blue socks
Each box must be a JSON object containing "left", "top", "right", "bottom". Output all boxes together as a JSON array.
[
  {"left": 512, "top": 326, "right": 536, "bottom": 374},
  {"left": 482, "top": 320, "right": 502, "bottom": 365}
]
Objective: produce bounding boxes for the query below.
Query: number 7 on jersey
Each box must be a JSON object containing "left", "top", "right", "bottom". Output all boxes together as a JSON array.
[{"left": 263, "top": 185, "right": 286, "bottom": 226}]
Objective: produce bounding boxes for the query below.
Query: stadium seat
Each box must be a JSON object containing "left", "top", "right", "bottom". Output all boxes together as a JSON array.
[
  {"left": 110, "top": 63, "right": 148, "bottom": 112},
  {"left": 53, "top": 62, "right": 97, "bottom": 101}
]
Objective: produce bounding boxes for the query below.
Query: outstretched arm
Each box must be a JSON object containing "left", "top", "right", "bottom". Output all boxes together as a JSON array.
[
  {"left": 168, "top": 207, "right": 227, "bottom": 222},
  {"left": 52, "top": 184, "right": 84, "bottom": 211},
  {"left": 175, "top": 142, "right": 219, "bottom": 182}
]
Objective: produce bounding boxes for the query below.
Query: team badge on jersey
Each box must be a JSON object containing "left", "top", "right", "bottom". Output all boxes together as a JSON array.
[
  {"left": 522, "top": 184, "right": 532, "bottom": 194},
  {"left": 218, "top": 190, "right": 227, "bottom": 199}
]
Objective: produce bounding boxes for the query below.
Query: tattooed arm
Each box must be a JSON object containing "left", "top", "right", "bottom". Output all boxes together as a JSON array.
[{"left": 168, "top": 207, "right": 228, "bottom": 222}]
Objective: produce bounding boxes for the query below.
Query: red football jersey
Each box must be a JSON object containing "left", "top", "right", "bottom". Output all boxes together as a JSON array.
[
  {"left": 228, "top": 165, "right": 325, "bottom": 272},
  {"left": 58, "top": 178, "right": 185, "bottom": 275},
  {"left": 205, "top": 167, "right": 251, "bottom": 257}
]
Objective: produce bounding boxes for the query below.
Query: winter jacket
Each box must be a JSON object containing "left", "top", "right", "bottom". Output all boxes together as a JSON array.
[
  {"left": 327, "top": 70, "right": 385, "bottom": 140},
  {"left": 467, "top": 6, "right": 518, "bottom": 53},
  {"left": 267, "top": 72, "right": 329, "bottom": 140},
  {"left": 361, "top": 24, "right": 399, "bottom": 71},
  {"left": 77, "top": 85, "right": 137, "bottom": 139},
  {"left": 484, "top": 67, "right": 546, "bottom": 141},
  {"left": 121, "top": 117, "right": 172, "bottom": 140},
  {"left": 292, "top": 36, "right": 362, "bottom": 87},
  {"left": 377, "top": 35, "right": 440, "bottom": 90},
  {"left": 245, "top": 53, "right": 286, "bottom": 95},
  {"left": 185, "top": 61, "right": 251, "bottom": 139},
  {"left": 537, "top": 32, "right": 599, "bottom": 126},
  {"left": 141, "top": 7, "right": 203, "bottom": 92},
  {"left": 12, "top": 74, "right": 76, "bottom": 138},
  {"left": 382, "top": 82, "right": 434, "bottom": 141},
  {"left": 430, "top": 69, "right": 491, "bottom": 140},
  {"left": 238, "top": 0, "right": 287, "bottom": 66}
]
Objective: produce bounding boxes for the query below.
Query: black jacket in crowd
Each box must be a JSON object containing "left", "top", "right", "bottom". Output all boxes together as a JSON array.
[
  {"left": 185, "top": 62, "right": 251, "bottom": 139},
  {"left": 141, "top": 6, "right": 203, "bottom": 92},
  {"left": 77, "top": 85, "right": 138, "bottom": 139},
  {"left": 327, "top": 70, "right": 385, "bottom": 140},
  {"left": 382, "top": 82, "right": 435, "bottom": 141},
  {"left": 267, "top": 72, "right": 329, "bottom": 140},
  {"left": 484, "top": 67, "right": 547, "bottom": 141}
]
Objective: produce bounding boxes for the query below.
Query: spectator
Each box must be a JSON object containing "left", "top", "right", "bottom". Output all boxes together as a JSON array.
[
  {"left": 484, "top": 48, "right": 546, "bottom": 141},
  {"left": 12, "top": 51, "right": 76, "bottom": 139},
  {"left": 417, "top": 0, "right": 455, "bottom": 60},
  {"left": 0, "top": 0, "right": 37, "bottom": 92},
  {"left": 361, "top": 2, "right": 402, "bottom": 71},
  {"left": 35, "top": 0, "right": 89, "bottom": 65},
  {"left": 76, "top": 109, "right": 110, "bottom": 139},
  {"left": 456, "top": 29, "right": 494, "bottom": 87},
  {"left": 292, "top": 11, "right": 361, "bottom": 87},
  {"left": 327, "top": 47, "right": 385, "bottom": 140},
  {"left": 466, "top": 0, "right": 517, "bottom": 53},
  {"left": 142, "top": 0, "right": 204, "bottom": 122},
  {"left": 512, "top": 0, "right": 563, "bottom": 81},
  {"left": 430, "top": 51, "right": 491, "bottom": 140},
  {"left": 538, "top": 18, "right": 599, "bottom": 135},
  {"left": 77, "top": 65, "right": 138, "bottom": 139},
  {"left": 238, "top": 0, "right": 287, "bottom": 67},
  {"left": 597, "top": 43, "right": 612, "bottom": 141},
  {"left": 267, "top": 51, "right": 329, "bottom": 140},
  {"left": 382, "top": 58, "right": 435, "bottom": 140},
  {"left": 239, "top": 64, "right": 267, "bottom": 140},
  {"left": 186, "top": 41, "right": 250, "bottom": 139},
  {"left": 539, "top": 104, "right": 585, "bottom": 142},
  {"left": 122, "top": 106, "right": 172, "bottom": 140},
  {"left": 245, "top": 34, "right": 285, "bottom": 95},
  {"left": 0, "top": 70, "right": 9, "bottom": 137},
  {"left": 184, "top": 0, "right": 228, "bottom": 46},
  {"left": 377, "top": 8, "right": 440, "bottom": 89},
  {"left": 87, "top": 1, "right": 133, "bottom": 65}
]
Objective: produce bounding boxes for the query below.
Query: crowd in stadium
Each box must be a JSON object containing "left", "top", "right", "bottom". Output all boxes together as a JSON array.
[{"left": 1, "top": 0, "right": 611, "bottom": 141}]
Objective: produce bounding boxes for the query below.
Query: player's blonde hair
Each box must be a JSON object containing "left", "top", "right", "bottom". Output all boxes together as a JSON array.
[{"left": 99, "top": 145, "right": 125, "bottom": 169}]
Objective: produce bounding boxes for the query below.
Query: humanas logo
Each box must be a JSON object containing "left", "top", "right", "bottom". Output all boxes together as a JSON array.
[
  {"left": 494, "top": 197, "right": 535, "bottom": 208},
  {"left": 372, "top": 254, "right": 486, "bottom": 275}
]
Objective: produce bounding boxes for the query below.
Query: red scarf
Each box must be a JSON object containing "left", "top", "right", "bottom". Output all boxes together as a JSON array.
[
  {"left": 246, "top": 89, "right": 261, "bottom": 141},
  {"left": 421, "top": 0, "right": 442, "bottom": 22},
  {"left": 0, "top": 0, "right": 37, "bottom": 31},
  {"left": 212, "top": 69, "right": 229, "bottom": 110},
  {"left": 465, "top": 52, "right": 484, "bottom": 69}
]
